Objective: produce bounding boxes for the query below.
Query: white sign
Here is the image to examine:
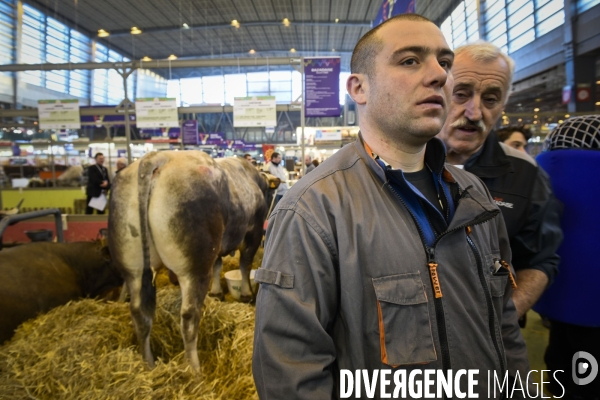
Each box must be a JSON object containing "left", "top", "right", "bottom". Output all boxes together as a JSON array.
[
  {"left": 135, "top": 97, "right": 179, "bottom": 128},
  {"left": 234, "top": 96, "right": 276, "bottom": 127},
  {"left": 38, "top": 99, "right": 81, "bottom": 129},
  {"left": 315, "top": 128, "right": 342, "bottom": 142}
]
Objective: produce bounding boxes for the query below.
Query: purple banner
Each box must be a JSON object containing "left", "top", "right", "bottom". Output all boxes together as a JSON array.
[
  {"left": 182, "top": 120, "right": 199, "bottom": 145},
  {"left": 304, "top": 57, "right": 341, "bottom": 117},
  {"left": 226, "top": 139, "right": 247, "bottom": 149},
  {"left": 199, "top": 133, "right": 224, "bottom": 146},
  {"left": 373, "top": 0, "right": 416, "bottom": 27}
]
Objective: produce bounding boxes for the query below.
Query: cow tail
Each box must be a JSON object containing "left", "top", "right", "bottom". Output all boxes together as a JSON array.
[{"left": 137, "top": 152, "right": 162, "bottom": 274}]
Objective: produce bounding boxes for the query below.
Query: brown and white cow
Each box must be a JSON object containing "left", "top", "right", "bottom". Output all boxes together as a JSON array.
[
  {"left": 0, "top": 241, "right": 123, "bottom": 344},
  {"left": 108, "top": 151, "right": 268, "bottom": 370}
]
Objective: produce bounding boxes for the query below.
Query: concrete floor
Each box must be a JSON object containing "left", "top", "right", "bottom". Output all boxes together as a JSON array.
[{"left": 521, "top": 310, "right": 555, "bottom": 397}]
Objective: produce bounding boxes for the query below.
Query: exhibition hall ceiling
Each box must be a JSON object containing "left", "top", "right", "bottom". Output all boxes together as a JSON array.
[{"left": 24, "top": 0, "right": 459, "bottom": 71}]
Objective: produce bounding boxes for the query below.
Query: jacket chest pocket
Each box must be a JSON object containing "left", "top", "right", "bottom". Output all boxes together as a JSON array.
[{"left": 372, "top": 272, "right": 437, "bottom": 367}]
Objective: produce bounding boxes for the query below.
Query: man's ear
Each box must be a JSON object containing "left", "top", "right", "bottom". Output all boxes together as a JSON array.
[{"left": 347, "top": 73, "right": 368, "bottom": 105}]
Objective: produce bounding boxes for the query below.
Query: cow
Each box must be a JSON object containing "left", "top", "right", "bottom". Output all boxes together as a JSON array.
[
  {"left": 0, "top": 241, "right": 123, "bottom": 344},
  {"left": 107, "top": 151, "right": 269, "bottom": 371}
]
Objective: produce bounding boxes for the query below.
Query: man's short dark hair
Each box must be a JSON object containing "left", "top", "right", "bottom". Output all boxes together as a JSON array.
[
  {"left": 496, "top": 126, "right": 532, "bottom": 142},
  {"left": 271, "top": 152, "right": 280, "bottom": 160},
  {"left": 351, "top": 14, "right": 433, "bottom": 77},
  {"left": 94, "top": 152, "right": 104, "bottom": 159}
]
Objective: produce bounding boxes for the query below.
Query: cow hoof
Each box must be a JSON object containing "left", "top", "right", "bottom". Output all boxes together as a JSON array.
[
  {"left": 208, "top": 292, "right": 225, "bottom": 301},
  {"left": 239, "top": 294, "right": 254, "bottom": 303}
]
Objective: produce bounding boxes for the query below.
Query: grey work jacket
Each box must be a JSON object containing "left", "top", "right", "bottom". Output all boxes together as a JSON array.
[{"left": 253, "top": 137, "right": 529, "bottom": 399}]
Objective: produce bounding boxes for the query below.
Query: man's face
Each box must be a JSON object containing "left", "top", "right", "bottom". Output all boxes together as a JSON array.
[
  {"left": 352, "top": 20, "right": 454, "bottom": 145},
  {"left": 304, "top": 155, "right": 311, "bottom": 165},
  {"left": 96, "top": 155, "right": 105, "bottom": 165},
  {"left": 272, "top": 155, "right": 282, "bottom": 164},
  {"left": 438, "top": 52, "right": 510, "bottom": 159},
  {"left": 245, "top": 155, "right": 252, "bottom": 162},
  {"left": 505, "top": 131, "right": 528, "bottom": 153}
]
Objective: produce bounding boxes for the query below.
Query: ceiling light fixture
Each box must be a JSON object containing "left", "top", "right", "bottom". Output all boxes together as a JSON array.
[
  {"left": 290, "top": 48, "right": 296, "bottom": 53},
  {"left": 231, "top": 19, "right": 240, "bottom": 28},
  {"left": 182, "top": 23, "right": 189, "bottom": 29},
  {"left": 282, "top": 18, "right": 290, "bottom": 27},
  {"left": 98, "top": 29, "right": 109, "bottom": 37},
  {"left": 167, "top": 54, "right": 177, "bottom": 60},
  {"left": 565, "top": 114, "right": 570, "bottom": 118},
  {"left": 131, "top": 26, "right": 142, "bottom": 34},
  {"left": 335, "top": 18, "right": 339, "bottom": 23},
  {"left": 332, "top": 48, "right": 335, "bottom": 52},
  {"left": 249, "top": 49, "right": 256, "bottom": 54},
  {"left": 534, "top": 108, "right": 540, "bottom": 112},
  {"left": 596, "top": 101, "right": 600, "bottom": 106},
  {"left": 141, "top": 56, "right": 152, "bottom": 61}
]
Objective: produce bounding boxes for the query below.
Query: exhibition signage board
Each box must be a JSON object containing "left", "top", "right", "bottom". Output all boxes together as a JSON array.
[
  {"left": 199, "top": 133, "right": 225, "bottom": 146},
  {"left": 233, "top": 96, "right": 277, "bottom": 127},
  {"left": 373, "top": 0, "right": 416, "bottom": 27},
  {"left": 304, "top": 57, "right": 341, "bottom": 117},
  {"left": 38, "top": 99, "right": 81, "bottom": 129},
  {"left": 182, "top": 121, "right": 199, "bottom": 145},
  {"left": 315, "top": 128, "right": 342, "bottom": 142},
  {"left": 135, "top": 98, "right": 179, "bottom": 128}
]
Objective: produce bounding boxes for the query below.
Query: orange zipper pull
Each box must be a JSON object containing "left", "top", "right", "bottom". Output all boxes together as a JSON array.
[
  {"left": 429, "top": 263, "right": 443, "bottom": 298},
  {"left": 501, "top": 260, "right": 518, "bottom": 289}
]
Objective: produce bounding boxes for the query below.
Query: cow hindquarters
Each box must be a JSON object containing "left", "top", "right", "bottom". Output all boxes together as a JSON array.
[{"left": 125, "top": 267, "right": 156, "bottom": 368}]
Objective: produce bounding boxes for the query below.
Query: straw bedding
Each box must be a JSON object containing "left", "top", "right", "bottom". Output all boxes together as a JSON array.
[{"left": 0, "top": 250, "right": 264, "bottom": 400}]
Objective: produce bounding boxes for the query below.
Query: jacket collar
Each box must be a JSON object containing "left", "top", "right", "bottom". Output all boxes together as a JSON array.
[
  {"left": 464, "top": 131, "right": 513, "bottom": 178},
  {"left": 355, "top": 132, "right": 449, "bottom": 179}
]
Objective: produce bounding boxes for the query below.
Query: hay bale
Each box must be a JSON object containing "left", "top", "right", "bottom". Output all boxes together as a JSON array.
[{"left": 0, "top": 287, "right": 258, "bottom": 400}]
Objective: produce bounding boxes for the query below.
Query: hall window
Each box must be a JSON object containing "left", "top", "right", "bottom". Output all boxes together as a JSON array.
[
  {"left": 0, "top": 0, "right": 15, "bottom": 76},
  {"left": 441, "top": 0, "right": 479, "bottom": 49}
]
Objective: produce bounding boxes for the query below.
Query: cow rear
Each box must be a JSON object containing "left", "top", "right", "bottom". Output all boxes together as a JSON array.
[{"left": 109, "top": 151, "right": 267, "bottom": 371}]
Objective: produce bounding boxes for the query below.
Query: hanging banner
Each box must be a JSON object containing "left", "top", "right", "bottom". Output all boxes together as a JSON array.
[
  {"left": 234, "top": 96, "right": 277, "bottom": 127},
  {"left": 182, "top": 121, "right": 199, "bottom": 145},
  {"left": 304, "top": 57, "right": 341, "bottom": 117},
  {"left": 38, "top": 99, "right": 81, "bottom": 129},
  {"left": 373, "top": 0, "right": 416, "bottom": 27},
  {"left": 199, "top": 133, "right": 225, "bottom": 146},
  {"left": 262, "top": 144, "right": 275, "bottom": 161},
  {"left": 135, "top": 97, "right": 179, "bottom": 128}
]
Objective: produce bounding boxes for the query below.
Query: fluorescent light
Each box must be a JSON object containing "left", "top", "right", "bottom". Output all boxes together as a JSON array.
[
  {"left": 131, "top": 26, "right": 142, "bottom": 34},
  {"left": 98, "top": 29, "right": 109, "bottom": 37},
  {"left": 167, "top": 54, "right": 177, "bottom": 60}
]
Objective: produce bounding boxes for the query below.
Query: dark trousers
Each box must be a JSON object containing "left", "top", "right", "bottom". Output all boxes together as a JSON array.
[
  {"left": 545, "top": 319, "right": 600, "bottom": 399},
  {"left": 85, "top": 195, "right": 106, "bottom": 215}
]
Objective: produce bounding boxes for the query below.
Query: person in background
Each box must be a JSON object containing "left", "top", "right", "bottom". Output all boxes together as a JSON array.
[
  {"left": 311, "top": 159, "right": 320, "bottom": 168},
  {"left": 534, "top": 115, "right": 600, "bottom": 400},
  {"left": 86, "top": 152, "right": 110, "bottom": 215},
  {"left": 253, "top": 14, "right": 529, "bottom": 398},
  {"left": 438, "top": 42, "right": 563, "bottom": 321},
  {"left": 267, "top": 152, "right": 289, "bottom": 206},
  {"left": 243, "top": 153, "right": 253, "bottom": 163},
  {"left": 496, "top": 125, "right": 532, "bottom": 153},
  {"left": 116, "top": 158, "right": 128, "bottom": 173},
  {"left": 303, "top": 154, "right": 315, "bottom": 175}
]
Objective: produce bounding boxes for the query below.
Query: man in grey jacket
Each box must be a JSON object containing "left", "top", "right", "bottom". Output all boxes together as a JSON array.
[{"left": 253, "top": 14, "right": 529, "bottom": 399}]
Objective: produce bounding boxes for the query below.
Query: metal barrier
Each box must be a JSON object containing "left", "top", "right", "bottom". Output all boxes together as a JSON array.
[{"left": 0, "top": 208, "right": 64, "bottom": 251}]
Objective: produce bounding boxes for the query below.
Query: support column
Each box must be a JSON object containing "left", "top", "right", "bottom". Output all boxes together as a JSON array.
[{"left": 564, "top": 0, "right": 597, "bottom": 113}]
